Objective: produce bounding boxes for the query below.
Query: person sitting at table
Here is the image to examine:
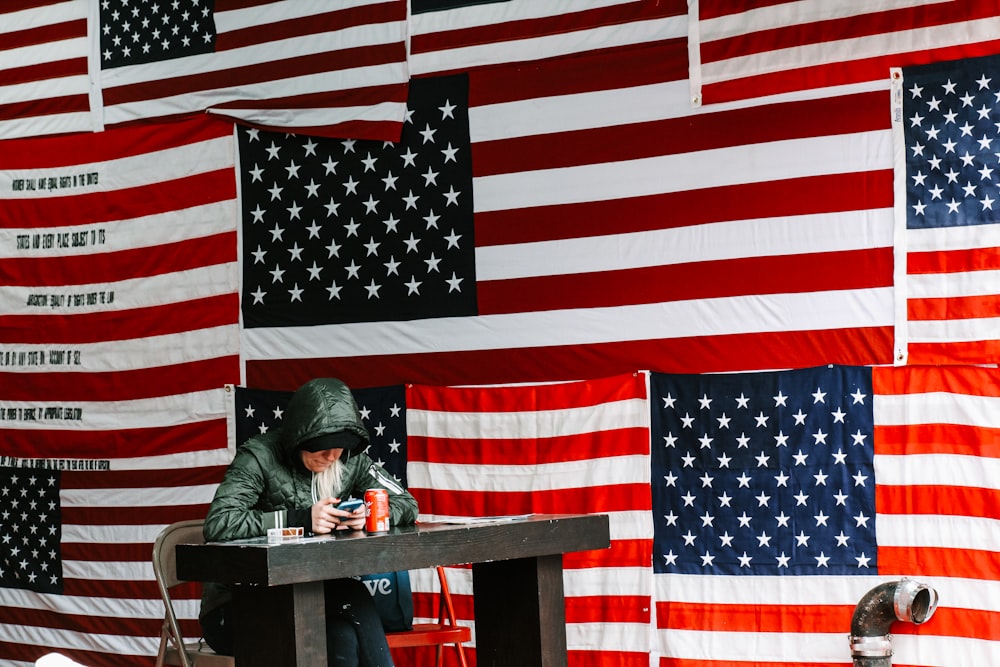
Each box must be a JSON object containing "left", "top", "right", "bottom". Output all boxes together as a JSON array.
[{"left": 199, "top": 377, "right": 419, "bottom": 667}]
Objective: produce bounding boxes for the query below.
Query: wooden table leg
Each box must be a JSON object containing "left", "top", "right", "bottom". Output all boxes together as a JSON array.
[
  {"left": 232, "top": 580, "right": 327, "bottom": 667},
  {"left": 472, "top": 554, "right": 567, "bottom": 667}
]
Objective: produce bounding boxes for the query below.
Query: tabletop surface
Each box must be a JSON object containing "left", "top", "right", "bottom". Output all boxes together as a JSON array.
[{"left": 176, "top": 513, "right": 611, "bottom": 585}]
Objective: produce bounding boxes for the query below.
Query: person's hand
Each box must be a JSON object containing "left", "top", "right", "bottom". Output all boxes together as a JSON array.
[{"left": 311, "top": 497, "right": 365, "bottom": 533}]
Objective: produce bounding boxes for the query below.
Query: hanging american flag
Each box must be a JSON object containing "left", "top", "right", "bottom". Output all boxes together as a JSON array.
[
  {"left": 0, "top": 116, "right": 240, "bottom": 666},
  {"left": 895, "top": 53, "right": 1000, "bottom": 365},
  {"left": 0, "top": 1, "right": 93, "bottom": 140},
  {"left": 96, "top": 0, "right": 409, "bottom": 141},
  {"left": 242, "top": 37, "right": 896, "bottom": 391},
  {"left": 651, "top": 364, "right": 1000, "bottom": 665},
  {"left": 406, "top": 373, "right": 654, "bottom": 667},
  {"left": 689, "top": 0, "right": 1000, "bottom": 107}
]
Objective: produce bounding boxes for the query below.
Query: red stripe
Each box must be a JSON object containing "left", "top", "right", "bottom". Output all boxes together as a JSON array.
[
  {"left": 907, "top": 339, "right": 1000, "bottom": 365},
  {"left": 63, "top": 503, "right": 212, "bottom": 525},
  {"left": 877, "top": 484, "right": 1000, "bottom": 519},
  {"left": 2, "top": 606, "right": 158, "bottom": 637},
  {"left": 908, "top": 245, "right": 1000, "bottom": 274},
  {"left": 656, "top": 601, "right": 851, "bottom": 632},
  {"left": 661, "top": 659, "right": 843, "bottom": 667},
  {"left": 60, "top": 466, "right": 227, "bottom": 490},
  {"left": 0, "top": 93, "right": 90, "bottom": 123},
  {"left": 0, "top": 56, "right": 87, "bottom": 87},
  {"left": 0, "top": 356, "right": 240, "bottom": 402},
  {"left": 467, "top": 39, "right": 688, "bottom": 107},
  {"left": 103, "top": 43, "right": 406, "bottom": 105},
  {"left": 408, "top": 372, "right": 646, "bottom": 411},
  {"left": 409, "top": 431, "right": 650, "bottom": 464},
  {"left": 411, "top": 485, "right": 652, "bottom": 517},
  {"left": 473, "top": 91, "right": 888, "bottom": 176},
  {"left": 2, "top": 16, "right": 85, "bottom": 51},
  {"left": 564, "top": 540, "right": 653, "bottom": 570},
  {"left": 0, "top": 231, "right": 236, "bottom": 286},
  {"left": 246, "top": 328, "right": 894, "bottom": 390},
  {"left": 478, "top": 249, "right": 892, "bottom": 316},
  {"left": 475, "top": 171, "right": 894, "bottom": 246},
  {"left": 878, "top": 545, "right": 1000, "bottom": 580},
  {"left": 2, "top": 420, "right": 230, "bottom": 459},
  {"left": 875, "top": 423, "right": 1000, "bottom": 456},
  {"left": 0, "top": 293, "right": 238, "bottom": 345},
  {"left": 412, "top": 2, "right": 683, "bottom": 55},
  {"left": 909, "top": 294, "right": 1000, "bottom": 321},
  {"left": 565, "top": 594, "right": 652, "bottom": 624}
]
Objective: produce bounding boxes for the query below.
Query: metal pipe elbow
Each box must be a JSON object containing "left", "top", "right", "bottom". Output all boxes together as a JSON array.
[{"left": 850, "top": 579, "right": 938, "bottom": 663}]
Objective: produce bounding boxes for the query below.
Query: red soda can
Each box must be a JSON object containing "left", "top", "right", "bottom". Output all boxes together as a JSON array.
[{"left": 364, "top": 488, "right": 390, "bottom": 532}]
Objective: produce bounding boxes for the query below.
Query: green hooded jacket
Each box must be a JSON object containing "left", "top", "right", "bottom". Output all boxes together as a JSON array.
[{"left": 199, "top": 378, "right": 418, "bottom": 620}]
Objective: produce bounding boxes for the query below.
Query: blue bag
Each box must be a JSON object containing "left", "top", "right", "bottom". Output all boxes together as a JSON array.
[{"left": 357, "top": 571, "right": 414, "bottom": 631}]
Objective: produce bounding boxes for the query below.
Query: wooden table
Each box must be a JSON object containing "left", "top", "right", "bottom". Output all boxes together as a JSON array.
[{"left": 176, "top": 513, "right": 611, "bottom": 667}]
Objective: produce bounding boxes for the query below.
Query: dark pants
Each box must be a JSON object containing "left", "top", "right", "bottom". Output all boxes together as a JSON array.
[{"left": 201, "top": 578, "right": 394, "bottom": 667}]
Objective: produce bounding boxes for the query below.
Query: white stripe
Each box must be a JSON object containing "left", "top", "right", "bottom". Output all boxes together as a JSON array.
[
  {"left": 0, "top": 135, "right": 233, "bottom": 198},
  {"left": 876, "top": 452, "right": 1000, "bottom": 489},
  {"left": 0, "top": 111, "right": 95, "bottom": 141},
  {"left": 907, "top": 219, "right": 1000, "bottom": 252},
  {"left": 567, "top": 621, "right": 650, "bottom": 653},
  {"left": 0, "top": 69, "right": 90, "bottom": 105},
  {"left": 0, "top": 387, "right": 229, "bottom": 431},
  {"left": 476, "top": 209, "right": 893, "bottom": 281},
  {"left": 908, "top": 316, "right": 1000, "bottom": 343},
  {"left": 874, "top": 390, "right": 1000, "bottom": 427},
  {"left": 908, "top": 268, "right": 1000, "bottom": 299},
  {"left": 0, "top": 588, "right": 166, "bottom": 618},
  {"left": 408, "top": 398, "right": 648, "bottom": 438},
  {"left": 473, "top": 130, "right": 892, "bottom": 213},
  {"left": 0, "top": 324, "right": 238, "bottom": 373},
  {"left": 876, "top": 512, "right": 1000, "bottom": 552},
  {"left": 408, "top": 454, "right": 650, "bottom": 492},
  {"left": 698, "top": 0, "right": 951, "bottom": 41},
  {"left": 656, "top": 571, "right": 1000, "bottom": 609},
  {"left": 655, "top": 627, "right": 997, "bottom": 663},
  {"left": 0, "top": 262, "right": 237, "bottom": 315},
  {"left": 410, "top": 0, "right": 643, "bottom": 34},
  {"left": 209, "top": 100, "right": 407, "bottom": 127},
  {"left": 0, "top": 200, "right": 236, "bottom": 259},
  {"left": 61, "top": 483, "right": 218, "bottom": 510},
  {"left": 0, "top": 622, "right": 155, "bottom": 659},
  {"left": 244, "top": 287, "right": 893, "bottom": 358}
]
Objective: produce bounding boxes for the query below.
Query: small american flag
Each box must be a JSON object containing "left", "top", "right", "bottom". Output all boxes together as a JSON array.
[{"left": 897, "top": 53, "right": 1000, "bottom": 364}]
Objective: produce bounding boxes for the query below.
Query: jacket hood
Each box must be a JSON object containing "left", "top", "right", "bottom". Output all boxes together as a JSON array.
[{"left": 280, "top": 378, "right": 370, "bottom": 458}]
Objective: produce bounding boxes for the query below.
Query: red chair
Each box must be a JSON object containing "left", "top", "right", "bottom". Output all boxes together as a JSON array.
[{"left": 386, "top": 566, "right": 471, "bottom": 667}]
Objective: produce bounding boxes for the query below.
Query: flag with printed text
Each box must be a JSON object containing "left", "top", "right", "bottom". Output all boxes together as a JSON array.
[
  {"left": 651, "top": 365, "right": 1000, "bottom": 665},
  {"left": 0, "top": 116, "right": 240, "bottom": 666}
]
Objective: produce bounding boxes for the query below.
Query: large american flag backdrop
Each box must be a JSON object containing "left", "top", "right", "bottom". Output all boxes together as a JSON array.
[{"left": 3, "top": 0, "right": 1000, "bottom": 664}]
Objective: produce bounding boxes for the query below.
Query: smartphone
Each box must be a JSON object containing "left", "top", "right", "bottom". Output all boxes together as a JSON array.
[{"left": 337, "top": 498, "right": 364, "bottom": 513}]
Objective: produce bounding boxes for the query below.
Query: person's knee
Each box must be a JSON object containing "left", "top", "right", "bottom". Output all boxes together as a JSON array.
[{"left": 326, "top": 619, "right": 360, "bottom": 666}]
